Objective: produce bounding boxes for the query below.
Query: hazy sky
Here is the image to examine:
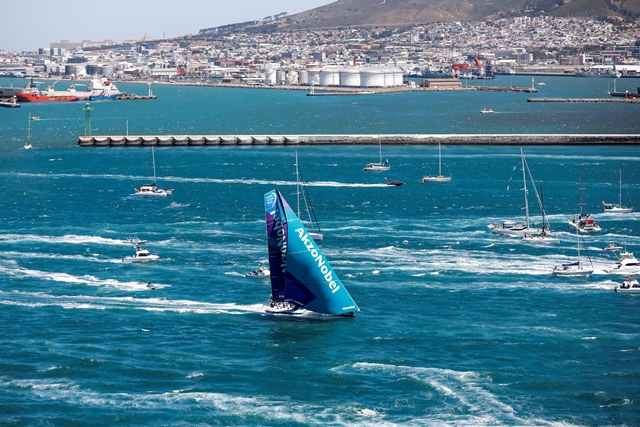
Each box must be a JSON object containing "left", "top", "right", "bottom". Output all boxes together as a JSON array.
[{"left": 1, "top": 0, "right": 333, "bottom": 52}]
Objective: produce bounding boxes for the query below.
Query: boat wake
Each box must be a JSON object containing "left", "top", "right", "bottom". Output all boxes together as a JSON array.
[{"left": 0, "top": 290, "right": 265, "bottom": 314}]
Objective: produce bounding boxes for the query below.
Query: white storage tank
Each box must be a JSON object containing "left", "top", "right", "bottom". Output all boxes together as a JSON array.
[
  {"left": 265, "top": 68, "right": 277, "bottom": 85},
  {"left": 299, "top": 69, "right": 309, "bottom": 85},
  {"left": 307, "top": 68, "right": 321, "bottom": 86},
  {"left": 339, "top": 68, "right": 361, "bottom": 87},
  {"left": 286, "top": 70, "right": 298, "bottom": 85},
  {"left": 393, "top": 69, "right": 404, "bottom": 86},
  {"left": 360, "top": 69, "right": 385, "bottom": 87},
  {"left": 275, "top": 70, "right": 286, "bottom": 85},
  {"left": 384, "top": 68, "right": 395, "bottom": 87},
  {"left": 319, "top": 67, "right": 339, "bottom": 86}
]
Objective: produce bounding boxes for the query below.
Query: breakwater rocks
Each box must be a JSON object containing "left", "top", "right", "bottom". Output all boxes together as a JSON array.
[{"left": 78, "top": 134, "right": 640, "bottom": 147}]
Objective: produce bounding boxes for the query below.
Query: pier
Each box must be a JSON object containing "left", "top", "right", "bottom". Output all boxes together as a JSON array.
[
  {"left": 528, "top": 97, "right": 640, "bottom": 103},
  {"left": 78, "top": 134, "right": 640, "bottom": 147}
]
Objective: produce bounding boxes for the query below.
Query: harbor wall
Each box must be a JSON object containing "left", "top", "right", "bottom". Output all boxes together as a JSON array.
[{"left": 78, "top": 134, "right": 640, "bottom": 146}]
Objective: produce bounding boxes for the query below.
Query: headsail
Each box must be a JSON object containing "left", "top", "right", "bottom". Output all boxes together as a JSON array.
[{"left": 264, "top": 189, "right": 359, "bottom": 316}]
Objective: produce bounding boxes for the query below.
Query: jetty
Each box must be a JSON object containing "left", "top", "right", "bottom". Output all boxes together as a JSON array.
[
  {"left": 528, "top": 97, "right": 640, "bottom": 103},
  {"left": 78, "top": 134, "right": 640, "bottom": 147}
]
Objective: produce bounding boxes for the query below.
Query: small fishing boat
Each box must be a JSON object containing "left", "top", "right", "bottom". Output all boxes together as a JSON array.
[
  {"left": 264, "top": 189, "right": 359, "bottom": 316},
  {"left": 122, "top": 245, "right": 159, "bottom": 263},
  {"left": 614, "top": 277, "right": 640, "bottom": 293}
]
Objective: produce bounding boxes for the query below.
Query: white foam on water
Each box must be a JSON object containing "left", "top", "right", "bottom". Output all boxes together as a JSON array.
[
  {"left": 0, "top": 290, "right": 265, "bottom": 315},
  {"left": 335, "top": 362, "right": 579, "bottom": 426},
  {"left": 0, "top": 233, "right": 128, "bottom": 246}
]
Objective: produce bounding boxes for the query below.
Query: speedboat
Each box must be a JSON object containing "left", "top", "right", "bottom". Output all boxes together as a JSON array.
[
  {"left": 606, "top": 251, "right": 640, "bottom": 275},
  {"left": 603, "top": 243, "right": 623, "bottom": 252},
  {"left": 568, "top": 213, "right": 602, "bottom": 233},
  {"left": 481, "top": 107, "right": 494, "bottom": 113},
  {"left": 386, "top": 180, "right": 404, "bottom": 186},
  {"left": 245, "top": 264, "right": 270, "bottom": 277},
  {"left": 122, "top": 245, "right": 159, "bottom": 263},
  {"left": 614, "top": 277, "right": 640, "bottom": 293}
]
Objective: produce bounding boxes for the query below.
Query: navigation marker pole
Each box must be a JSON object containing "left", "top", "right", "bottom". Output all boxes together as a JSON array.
[{"left": 83, "top": 103, "right": 93, "bottom": 136}]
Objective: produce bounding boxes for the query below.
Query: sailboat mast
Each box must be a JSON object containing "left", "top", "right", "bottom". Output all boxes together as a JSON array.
[
  {"left": 578, "top": 165, "right": 585, "bottom": 215},
  {"left": 378, "top": 140, "right": 383, "bottom": 165},
  {"left": 295, "top": 150, "right": 301, "bottom": 218},
  {"left": 619, "top": 169, "right": 623, "bottom": 207},
  {"left": 152, "top": 146, "right": 157, "bottom": 185},
  {"left": 27, "top": 113, "right": 31, "bottom": 144},
  {"left": 438, "top": 143, "right": 442, "bottom": 175},
  {"left": 521, "top": 149, "right": 530, "bottom": 227}
]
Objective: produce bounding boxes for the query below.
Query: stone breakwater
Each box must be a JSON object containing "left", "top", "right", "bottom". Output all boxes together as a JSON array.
[{"left": 78, "top": 134, "right": 640, "bottom": 146}]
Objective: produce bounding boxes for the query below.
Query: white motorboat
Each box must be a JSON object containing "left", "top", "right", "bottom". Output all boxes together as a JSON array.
[
  {"left": 422, "top": 143, "right": 452, "bottom": 182},
  {"left": 245, "top": 264, "right": 270, "bottom": 277},
  {"left": 614, "top": 278, "right": 640, "bottom": 293},
  {"left": 135, "top": 146, "right": 173, "bottom": 196},
  {"left": 606, "top": 251, "right": 640, "bottom": 275},
  {"left": 122, "top": 245, "right": 159, "bottom": 263},
  {"left": 602, "top": 170, "right": 633, "bottom": 213},
  {"left": 568, "top": 166, "right": 602, "bottom": 233},
  {"left": 481, "top": 107, "right": 494, "bottom": 113},
  {"left": 603, "top": 243, "right": 623, "bottom": 252},
  {"left": 364, "top": 140, "right": 390, "bottom": 171}
]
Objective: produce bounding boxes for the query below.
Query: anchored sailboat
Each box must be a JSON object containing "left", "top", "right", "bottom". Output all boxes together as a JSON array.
[
  {"left": 295, "top": 151, "right": 323, "bottom": 241},
  {"left": 264, "top": 189, "right": 359, "bottom": 316},
  {"left": 422, "top": 142, "right": 451, "bottom": 182},
  {"left": 24, "top": 113, "right": 33, "bottom": 150},
  {"left": 568, "top": 165, "right": 601, "bottom": 233},
  {"left": 552, "top": 227, "right": 594, "bottom": 277},
  {"left": 602, "top": 169, "right": 633, "bottom": 213},
  {"left": 364, "top": 140, "right": 390, "bottom": 171},
  {"left": 134, "top": 146, "right": 173, "bottom": 196},
  {"left": 489, "top": 149, "right": 544, "bottom": 237}
]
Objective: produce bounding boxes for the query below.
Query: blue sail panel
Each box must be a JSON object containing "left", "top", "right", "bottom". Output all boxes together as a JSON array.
[
  {"left": 264, "top": 190, "right": 288, "bottom": 301},
  {"left": 278, "top": 193, "right": 359, "bottom": 315}
]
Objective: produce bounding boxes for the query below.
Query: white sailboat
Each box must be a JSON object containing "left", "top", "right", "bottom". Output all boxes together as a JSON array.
[
  {"left": 602, "top": 169, "right": 633, "bottom": 213},
  {"left": 552, "top": 227, "right": 594, "bottom": 277},
  {"left": 134, "top": 146, "right": 173, "bottom": 196},
  {"left": 489, "top": 149, "right": 543, "bottom": 237},
  {"left": 363, "top": 140, "right": 390, "bottom": 171},
  {"left": 295, "top": 151, "right": 323, "bottom": 241},
  {"left": 24, "top": 113, "right": 33, "bottom": 150},
  {"left": 422, "top": 143, "right": 451, "bottom": 182},
  {"left": 568, "top": 165, "right": 601, "bottom": 233}
]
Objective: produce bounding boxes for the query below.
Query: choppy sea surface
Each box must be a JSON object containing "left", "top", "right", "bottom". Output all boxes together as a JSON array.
[{"left": 0, "top": 75, "right": 639, "bottom": 426}]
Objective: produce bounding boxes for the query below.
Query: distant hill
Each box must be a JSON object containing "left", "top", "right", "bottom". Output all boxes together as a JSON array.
[{"left": 244, "top": 0, "right": 640, "bottom": 30}]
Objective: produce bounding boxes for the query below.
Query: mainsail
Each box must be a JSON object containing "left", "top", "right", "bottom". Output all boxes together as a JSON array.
[{"left": 264, "top": 189, "right": 359, "bottom": 316}]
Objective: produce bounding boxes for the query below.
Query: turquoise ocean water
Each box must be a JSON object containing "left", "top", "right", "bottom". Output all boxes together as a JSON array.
[{"left": 0, "top": 75, "right": 639, "bottom": 426}]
